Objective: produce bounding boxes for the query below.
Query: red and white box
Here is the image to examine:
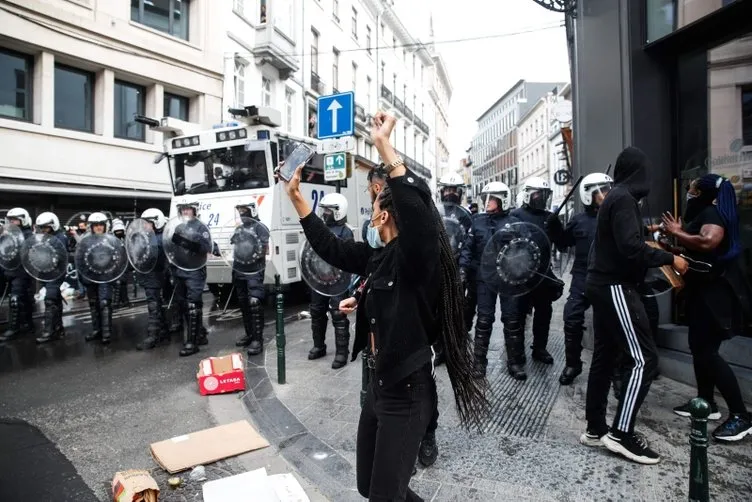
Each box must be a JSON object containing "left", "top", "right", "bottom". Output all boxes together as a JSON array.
[{"left": 197, "top": 353, "right": 246, "bottom": 396}]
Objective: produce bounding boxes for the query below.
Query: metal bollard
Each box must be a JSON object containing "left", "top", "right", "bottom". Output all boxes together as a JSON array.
[
  {"left": 688, "top": 397, "right": 710, "bottom": 502},
  {"left": 275, "top": 274, "right": 286, "bottom": 385},
  {"left": 360, "top": 349, "right": 369, "bottom": 408}
]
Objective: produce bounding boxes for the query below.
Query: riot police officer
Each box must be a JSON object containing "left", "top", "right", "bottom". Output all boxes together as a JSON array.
[
  {"left": 509, "top": 177, "right": 566, "bottom": 372},
  {"left": 34, "top": 212, "right": 69, "bottom": 344},
  {"left": 308, "top": 193, "right": 354, "bottom": 369},
  {"left": 111, "top": 218, "right": 131, "bottom": 309},
  {"left": 171, "top": 201, "right": 211, "bottom": 357},
  {"left": 0, "top": 208, "right": 35, "bottom": 341},
  {"left": 546, "top": 173, "right": 613, "bottom": 385},
  {"left": 233, "top": 203, "right": 267, "bottom": 356},
  {"left": 135, "top": 209, "right": 169, "bottom": 350},
  {"left": 459, "top": 182, "right": 520, "bottom": 378},
  {"left": 81, "top": 212, "right": 115, "bottom": 344}
]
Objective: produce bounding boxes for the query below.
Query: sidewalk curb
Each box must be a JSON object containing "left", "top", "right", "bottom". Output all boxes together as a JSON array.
[{"left": 240, "top": 317, "right": 359, "bottom": 502}]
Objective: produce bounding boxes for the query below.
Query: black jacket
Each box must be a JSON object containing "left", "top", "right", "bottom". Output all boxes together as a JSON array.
[
  {"left": 459, "top": 211, "right": 520, "bottom": 273},
  {"left": 328, "top": 221, "right": 354, "bottom": 242},
  {"left": 550, "top": 210, "right": 597, "bottom": 276},
  {"left": 587, "top": 147, "right": 674, "bottom": 286},
  {"left": 137, "top": 233, "right": 167, "bottom": 288},
  {"left": 300, "top": 170, "right": 439, "bottom": 388}
]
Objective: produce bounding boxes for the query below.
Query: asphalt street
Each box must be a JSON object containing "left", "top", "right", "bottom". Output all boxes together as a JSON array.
[{"left": 0, "top": 288, "right": 321, "bottom": 501}]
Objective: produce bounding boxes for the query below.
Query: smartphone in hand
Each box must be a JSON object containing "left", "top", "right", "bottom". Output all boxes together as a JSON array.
[{"left": 279, "top": 143, "right": 316, "bottom": 181}]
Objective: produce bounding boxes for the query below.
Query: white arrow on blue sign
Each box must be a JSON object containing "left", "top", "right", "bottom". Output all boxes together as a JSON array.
[
  {"left": 317, "top": 91, "right": 355, "bottom": 140},
  {"left": 324, "top": 153, "right": 347, "bottom": 182}
]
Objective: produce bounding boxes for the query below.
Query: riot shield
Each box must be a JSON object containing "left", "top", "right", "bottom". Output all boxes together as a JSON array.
[
  {"left": 217, "top": 217, "right": 270, "bottom": 275},
  {"left": 437, "top": 202, "right": 472, "bottom": 256},
  {"left": 479, "top": 221, "right": 553, "bottom": 297},
  {"left": 74, "top": 232, "right": 128, "bottom": 284},
  {"left": 21, "top": 233, "right": 68, "bottom": 282},
  {"left": 162, "top": 216, "right": 212, "bottom": 271},
  {"left": 125, "top": 218, "right": 159, "bottom": 274},
  {"left": 0, "top": 223, "right": 25, "bottom": 271},
  {"left": 300, "top": 240, "right": 353, "bottom": 297}
]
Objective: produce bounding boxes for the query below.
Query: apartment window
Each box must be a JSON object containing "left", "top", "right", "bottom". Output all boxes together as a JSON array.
[
  {"left": 164, "top": 92, "right": 189, "bottom": 120},
  {"left": 743, "top": 87, "right": 752, "bottom": 146},
  {"left": 332, "top": 0, "right": 339, "bottom": 22},
  {"left": 285, "top": 88, "right": 294, "bottom": 130},
  {"left": 351, "top": 62, "right": 357, "bottom": 92},
  {"left": 259, "top": 0, "right": 267, "bottom": 23},
  {"left": 351, "top": 7, "right": 358, "bottom": 39},
  {"left": 332, "top": 48, "right": 339, "bottom": 90},
  {"left": 311, "top": 29, "right": 319, "bottom": 74},
  {"left": 0, "top": 48, "right": 32, "bottom": 121},
  {"left": 54, "top": 65, "right": 93, "bottom": 132},
  {"left": 366, "top": 26, "right": 372, "bottom": 54},
  {"left": 261, "top": 77, "right": 272, "bottom": 107},
  {"left": 114, "top": 80, "right": 145, "bottom": 141},
  {"left": 234, "top": 60, "right": 246, "bottom": 107},
  {"left": 130, "top": 0, "right": 190, "bottom": 41},
  {"left": 366, "top": 76, "right": 372, "bottom": 110}
]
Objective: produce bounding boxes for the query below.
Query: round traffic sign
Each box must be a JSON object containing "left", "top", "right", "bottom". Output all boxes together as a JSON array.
[{"left": 553, "top": 169, "right": 571, "bottom": 186}]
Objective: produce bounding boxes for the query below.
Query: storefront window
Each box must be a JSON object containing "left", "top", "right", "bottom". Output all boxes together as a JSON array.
[{"left": 646, "top": 0, "right": 740, "bottom": 43}]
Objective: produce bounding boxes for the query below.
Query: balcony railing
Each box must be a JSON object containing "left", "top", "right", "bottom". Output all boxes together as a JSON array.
[
  {"left": 311, "top": 71, "right": 325, "bottom": 95},
  {"left": 251, "top": 20, "right": 299, "bottom": 79},
  {"left": 415, "top": 117, "right": 430, "bottom": 135},
  {"left": 355, "top": 103, "right": 366, "bottom": 123},
  {"left": 404, "top": 106, "right": 413, "bottom": 122},
  {"left": 394, "top": 97, "right": 406, "bottom": 115},
  {"left": 380, "top": 85, "right": 393, "bottom": 103},
  {"left": 397, "top": 150, "right": 432, "bottom": 180}
]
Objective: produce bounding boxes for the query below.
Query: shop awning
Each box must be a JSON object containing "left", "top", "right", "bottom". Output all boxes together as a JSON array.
[{"left": 0, "top": 177, "right": 172, "bottom": 200}]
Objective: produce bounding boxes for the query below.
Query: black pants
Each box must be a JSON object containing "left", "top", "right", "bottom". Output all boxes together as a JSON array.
[
  {"left": 585, "top": 283, "right": 658, "bottom": 435},
  {"left": 464, "top": 272, "right": 478, "bottom": 332},
  {"left": 517, "top": 285, "right": 554, "bottom": 350},
  {"left": 687, "top": 291, "right": 747, "bottom": 414},
  {"left": 357, "top": 365, "right": 435, "bottom": 501}
]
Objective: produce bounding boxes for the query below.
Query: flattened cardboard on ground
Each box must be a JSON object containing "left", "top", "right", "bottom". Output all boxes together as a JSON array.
[
  {"left": 202, "top": 468, "right": 310, "bottom": 502},
  {"left": 150, "top": 420, "right": 269, "bottom": 474}
]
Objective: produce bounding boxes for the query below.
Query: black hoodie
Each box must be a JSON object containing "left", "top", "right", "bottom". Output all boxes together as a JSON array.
[{"left": 586, "top": 147, "right": 674, "bottom": 286}]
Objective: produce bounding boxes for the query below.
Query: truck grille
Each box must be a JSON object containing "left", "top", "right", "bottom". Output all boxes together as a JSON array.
[
  {"left": 285, "top": 233, "right": 299, "bottom": 244},
  {"left": 287, "top": 267, "right": 298, "bottom": 279},
  {"left": 286, "top": 250, "right": 296, "bottom": 262}
]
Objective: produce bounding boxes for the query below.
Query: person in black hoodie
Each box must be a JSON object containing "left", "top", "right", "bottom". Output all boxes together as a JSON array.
[{"left": 581, "top": 146, "right": 688, "bottom": 465}]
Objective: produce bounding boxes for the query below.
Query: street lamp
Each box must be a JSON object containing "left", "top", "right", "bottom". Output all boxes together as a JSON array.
[{"left": 528, "top": 0, "right": 576, "bottom": 14}]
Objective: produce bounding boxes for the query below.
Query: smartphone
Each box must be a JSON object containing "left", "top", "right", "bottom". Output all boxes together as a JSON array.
[{"left": 279, "top": 143, "right": 316, "bottom": 181}]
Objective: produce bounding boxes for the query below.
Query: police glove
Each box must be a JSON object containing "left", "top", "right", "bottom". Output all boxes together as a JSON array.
[
  {"left": 459, "top": 267, "right": 468, "bottom": 287},
  {"left": 545, "top": 213, "right": 563, "bottom": 232}
]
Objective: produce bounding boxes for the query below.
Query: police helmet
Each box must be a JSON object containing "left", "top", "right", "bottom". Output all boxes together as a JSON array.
[
  {"left": 36, "top": 212, "right": 61, "bottom": 232},
  {"left": 7, "top": 207, "right": 31, "bottom": 228},
  {"left": 481, "top": 181, "right": 511, "bottom": 211},
  {"left": 579, "top": 173, "right": 613, "bottom": 206},
  {"left": 319, "top": 193, "right": 348, "bottom": 222},
  {"left": 521, "top": 176, "right": 552, "bottom": 210},
  {"left": 141, "top": 208, "right": 167, "bottom": 230},
  {"left": 438, "top": 172, "right": 465, "bottom": 203}
]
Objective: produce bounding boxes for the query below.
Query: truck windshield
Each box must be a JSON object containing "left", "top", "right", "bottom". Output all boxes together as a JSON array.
[{"left": 171, "top": 143, "right": 270, "bottom": 195}]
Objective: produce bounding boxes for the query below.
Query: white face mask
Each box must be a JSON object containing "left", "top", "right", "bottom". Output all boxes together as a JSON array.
[{"left": 367, "top": 212, "right": 385, "bottom": 249}]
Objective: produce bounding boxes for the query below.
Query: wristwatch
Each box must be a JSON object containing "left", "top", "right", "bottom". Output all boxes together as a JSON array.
[{"left": 384, "top": 157, "right": 404, "bottom": 175}]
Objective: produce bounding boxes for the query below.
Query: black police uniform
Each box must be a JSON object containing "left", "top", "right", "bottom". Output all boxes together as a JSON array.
[
  {"left": 170, "top": 218, "right": 212, "bottom": 356},
  {"left": 459, "top": 209, "right": 521, "bottom": 377},
  {"left": 1, "top": 226, "right": 35, "bottom": 341},
  {"left": 233, "top": 217, "right": 268, "bottom": 356},
  {"left": 112, "top": 232, "right": 131, "bottom": 309},
  {"left": 509, "top": 206, "right": 565, "bottom": 364},
  {"left": 136, "top": 231, "right": 169, "bottom": 350},
  {"left": 309, "top": 220, "right": 354, "bottom": 369},
  {"left": 82, "top": 272, "right": 113, "bottom": 344},
  {"left": 36, "top": 230, "right": 70, "bottom": 344}
]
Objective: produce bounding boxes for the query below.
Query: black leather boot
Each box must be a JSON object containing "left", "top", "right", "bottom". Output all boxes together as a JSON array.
[
  {"left": 21, "top": 295, "right": 34, "bottom": 334},
  {"left": 85, "top": 298, "right": 102, "bottom": 342},
  {"left": 235, "top": 297, "right": 253, "bottom": 347},
  {"left": 331, "top": 314, "right": 350, "bottom": 369},
  {"left": 504, "top": 321, "right": 527, "bottom": 381},
  {"left": 137, "top": 300, "right": 162, "bottom": 350},
  {"left": 559, "top": 329, "right": 583, "bottom": 385},
  {"left": 247, "top": 298, "right": 264, "bottom": 356},
  {"left": 308, "top": 311, "right": 328, "bottom": 360},
  {"left": 100, "top": 299, "right": 112, "bottom": 345},
  {"left": 179, "top": 303, "right": 200, "bottom": 357},
  {"left": 472, "top": 317, "right": 493, "bottom": 379},
  {"left": 119, "top": 281, "right": 130, "bottom": 308},
  {"left": 0, "top": 295, "right": 22, "bottom": 341},
  {"left": 198, "top": 323, "right": 209, "bottom": 345},
  {"left": 36, "top": 299, "right": 64, "bottom": 344}
]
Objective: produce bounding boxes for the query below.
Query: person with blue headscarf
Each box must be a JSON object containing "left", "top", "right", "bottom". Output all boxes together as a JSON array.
[{"left": 660, "top": 173, "right": 752, "bottom": 442}]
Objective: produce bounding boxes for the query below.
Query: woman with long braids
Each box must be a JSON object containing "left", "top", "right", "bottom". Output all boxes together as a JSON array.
[
  {"left": 660, "top": 174, "right": 752, "bottom": 441},
  {"left": 282, "top": 111, "right": 487, "bottom": 500}
]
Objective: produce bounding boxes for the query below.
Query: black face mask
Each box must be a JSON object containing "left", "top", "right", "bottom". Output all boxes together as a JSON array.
[
  {"left": 442, "top": 192, "right": 461, "bottom": 204},
  {"left": 322, "top": 212, "right": 335, "bottom": 225}
]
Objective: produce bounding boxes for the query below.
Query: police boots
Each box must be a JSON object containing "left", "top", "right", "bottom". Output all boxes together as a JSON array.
[
  {"left": 0, "top": 295, "right": 22, "bottom": 341},
  {"left": 235, "top": 298, "right": 254, "bottom": 347},
  {"left": 559, "top": 328, "right": 583, "bottom": 385},
  {"left": 100, "top": 299, "right": 112, "bottom": 345},
  {"left": 247, "top": 298, "right": 264, "bottom": 356},
  {"left": 179, "top": 302, "right": 200, "bottom": 357},
  {"left": 472, "top": 318, "right": 493, "bottom": 379},
  {"left": 504, "top": 321, "right": 527, "bottom": 381},
  {"left": 137, "top": 300, "right": 163, "bottom": 350},
  {"left": 331, "top": 313, "right": 350, "bottom": 369},
  {"left": 531, "top": 322, "right": 554, "bottom": 365},
  {"left": 308, "top": 311, "right": 328, "bottom": 360},
  {"left": 85, "top": 298, "right": 102, "bottom": 342},
  {"left": 118, "top": 281, "right": 130, "bottom": 308},
  {"left": 36, "top": 299, "right": 64, "bottom": 344}
]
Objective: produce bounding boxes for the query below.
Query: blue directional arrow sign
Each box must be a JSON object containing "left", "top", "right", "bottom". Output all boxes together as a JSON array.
[{"left": 317, "top": 91, "right": 354, "bottom": 140}]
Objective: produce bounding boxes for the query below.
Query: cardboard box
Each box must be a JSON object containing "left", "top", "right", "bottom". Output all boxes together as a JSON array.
[
  {"left": 197, "top": 353, "right": 245, "bottom": 396},
  {"left": 150, "top": 420, "right": 270, "bottom": 474},
  {"left": 112, "top": 470, "right": 159, "bottom": 502}
]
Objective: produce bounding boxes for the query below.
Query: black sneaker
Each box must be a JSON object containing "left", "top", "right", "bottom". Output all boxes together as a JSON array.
[
  {"left": 602, "top": 430, "right": 661, "bottom": 465},
  {"left": 418, "top": 432, "right": 438, "bottom": 467},
  {"left": 579, "top": 430, "right": 605, "bottom": 447},
  {"left": 712, "top": 413, "right": 752, "bottom": 442},
  {"left": 673, "top": 401, "right": 721, "bottom": 421}
]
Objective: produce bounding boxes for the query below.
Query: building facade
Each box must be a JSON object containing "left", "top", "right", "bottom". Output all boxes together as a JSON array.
[
  {"left": 0, "top": 0, "right": 224, "bottom": 221},
  {"left": 469, "top": 80, "right": 566, "bottom": 202},
  {"left": 518, "top": 91, "right": 555, "bottom": 191},
  {"left": 548, "top": 83, "right": 572, "bottom": 212},
  {"left": 571, "top": 0, "right": 752, "bottom": 394},
  {"left": 429, "top": 53, "right": 452, "bottom": 183}
]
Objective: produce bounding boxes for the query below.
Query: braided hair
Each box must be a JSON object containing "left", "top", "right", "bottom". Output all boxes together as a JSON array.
[
  {"left": 377, "top": 185, "right": 490, "bottom": 431},
  {"left": 696, "top": 174, "right": 741, "bottom": 261}
]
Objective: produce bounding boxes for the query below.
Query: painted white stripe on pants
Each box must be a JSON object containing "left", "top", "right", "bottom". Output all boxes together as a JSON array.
[{"left": 610, "top": 285, "right": 645, "bottom": 432}]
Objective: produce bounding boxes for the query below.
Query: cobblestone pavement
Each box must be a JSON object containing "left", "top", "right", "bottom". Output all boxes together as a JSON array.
[{"left": 251, "top": 288, "right": 752, "bottom": 502}]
